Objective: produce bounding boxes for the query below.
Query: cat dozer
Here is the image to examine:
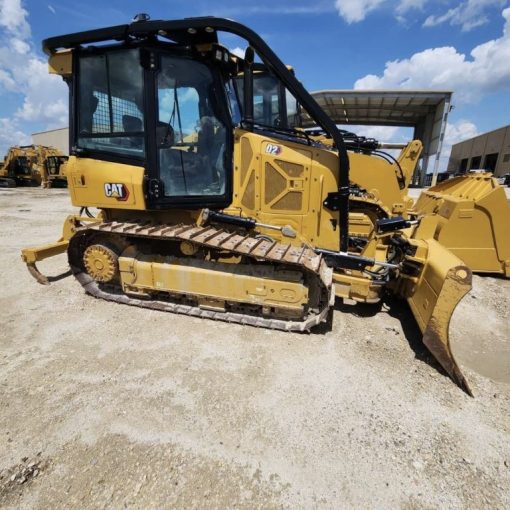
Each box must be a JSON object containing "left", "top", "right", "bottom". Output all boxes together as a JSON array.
[
  {"left": 22, "top": 15, "right": 474, "bottom": 393},
  {"left": 0, "top": 145, "right": 68, "bottom": 188}
]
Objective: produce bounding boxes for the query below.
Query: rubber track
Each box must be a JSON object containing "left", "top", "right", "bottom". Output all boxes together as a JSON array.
[{"left": 70, "top": 220, "right": 334, "bottom": 332}]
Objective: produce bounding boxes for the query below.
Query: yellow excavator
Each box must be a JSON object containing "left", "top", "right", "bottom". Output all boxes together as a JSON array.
[
  {"left": 22, "top": 15, "right": 508, "bottom": 395},
  {"left": 40, "top": 146, "right": 69, "bottom": 188},
  {"left": 0, "top": 145, "right": 68, "bottom": 188}
]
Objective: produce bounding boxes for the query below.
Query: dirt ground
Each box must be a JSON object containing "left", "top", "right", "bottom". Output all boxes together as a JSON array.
[{"left": 1, "top": 188, "right": 509, "bottom": 509}]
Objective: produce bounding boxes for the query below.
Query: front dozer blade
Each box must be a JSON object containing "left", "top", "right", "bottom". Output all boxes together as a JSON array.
[{"left": 406, "top": 240, "right": 473, "bottom": 395}]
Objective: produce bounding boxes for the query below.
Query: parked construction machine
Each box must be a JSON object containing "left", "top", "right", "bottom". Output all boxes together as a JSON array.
[
  {"left": 21, "top": 15, "right": 509, "bottom": 395},
  {"left": 0, "top": 146, "right": 35, "bottom": 187},
  {"left": 40, "top": 147, "right": 69, "bottom": 188},
  {"left": 304, "top": 127, "right": 510, "bottom": 278},
  {"left": 0, "top": 145, "right": 68, "bottom": 188}
]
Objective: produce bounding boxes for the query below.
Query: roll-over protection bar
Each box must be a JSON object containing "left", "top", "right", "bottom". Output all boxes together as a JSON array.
[{"left": 43, "top": 16, "right": 351, "bottom": 251}]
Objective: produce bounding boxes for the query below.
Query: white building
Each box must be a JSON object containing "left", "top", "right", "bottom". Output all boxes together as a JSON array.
[{"left": 32, "top": 127, "right": 69, "bottom": 155}]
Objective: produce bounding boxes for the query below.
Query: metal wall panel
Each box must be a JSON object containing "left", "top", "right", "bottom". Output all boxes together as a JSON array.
[{"left": 32, "top": 128, "right": 69, "bottom": 155}]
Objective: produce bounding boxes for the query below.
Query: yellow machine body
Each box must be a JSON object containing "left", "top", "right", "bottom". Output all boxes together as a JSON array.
[
  {"left": 66, "top": 157, "right": 146, "bottom": 209},
  {"left": 22, "top": 17, "right": 492, "bottom": 394},
  {"left": 310, "top": 125, "right": 510, "bottom": 279},
  {"left": 118, "top": 247, "right": 309, "bottom": 318},
  {"left": 411, "top": 172, "right": 510, "bottom": 277},
  {"left": 226, "top": 130, "right": 340, "bottom": 250},
  {"left": 342, "top": 141, "right": 510, "bottom": 278},
  {"left": 24, "top": 127, "right": 472, "bottom": 391}
]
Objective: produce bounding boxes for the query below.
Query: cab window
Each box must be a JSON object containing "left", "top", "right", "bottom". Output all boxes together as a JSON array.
[
  {"left": 77, "top": 49, "right": 145, "bottom": 157},
  {"left": 156, "top": 55, "right": 228, "bottom": 197},
  {"left": 235, "top": 73, "right": 302, "bottom": 129}
]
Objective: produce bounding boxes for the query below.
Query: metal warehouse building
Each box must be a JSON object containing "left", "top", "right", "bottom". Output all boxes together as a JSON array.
[
  {"left": 310, "top": 90, "right": 453, "bottom": 186},
  {"left": 32, "top": 127, "right": 69, "bottom": 155},
  {"left": 447, "top": 124, "right": 510, "bottom": 177}
]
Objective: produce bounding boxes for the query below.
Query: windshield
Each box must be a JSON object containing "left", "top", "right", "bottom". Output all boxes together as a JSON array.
[
  {"left": 156, "top": 55, "right": 228, "bottom": 197},
  {"left": 77, "top": 49, "right": 145, "bottom": 157},
  {"left": 235, "top": 73, "right": 301, "bottom": 129},
  {"left": 15, "top": 156, "right": 30, "bottom": 175},
  {"left": 46, "top": 156, "right": 65, "bottom": 175}
]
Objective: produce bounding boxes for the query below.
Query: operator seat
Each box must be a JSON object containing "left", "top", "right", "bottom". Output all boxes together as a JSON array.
[
  {"left": 122, "top": 115, "right": 143, "bottom": 149},
  {"left": 80, "top": 94, "right": 99, "bottom": 133},
  {"left": 197, "top": 116, "right": 226, "bottom": 192}
]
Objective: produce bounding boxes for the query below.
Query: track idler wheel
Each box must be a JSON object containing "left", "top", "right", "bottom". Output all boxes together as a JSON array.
[{"left": 82, "top": 244, "right": 119, "bottom": 283}]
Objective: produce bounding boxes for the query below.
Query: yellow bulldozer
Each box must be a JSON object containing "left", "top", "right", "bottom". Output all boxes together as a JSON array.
[
  {"left": 21, "top": 15, "right": 509, "bottom": 394},
  {"left": 0, "top": 144, "right": 68, "bottom": 188}
]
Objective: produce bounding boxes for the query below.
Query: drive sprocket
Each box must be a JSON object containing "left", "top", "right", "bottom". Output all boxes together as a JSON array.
[{"left": 83, "top": 244, "right": 119, "bottom": 283}]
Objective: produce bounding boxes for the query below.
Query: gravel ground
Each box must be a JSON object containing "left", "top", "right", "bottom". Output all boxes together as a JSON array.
[{"left": 1, "top": 188, "right": 509, "bottom": 509}]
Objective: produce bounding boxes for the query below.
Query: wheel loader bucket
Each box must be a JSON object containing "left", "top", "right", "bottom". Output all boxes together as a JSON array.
[
  {"left": 411, "top": 172, "right": 510, "bottom": 277},
  {"left": 405, "top": 239, "right": 473, "bottom": 395}
]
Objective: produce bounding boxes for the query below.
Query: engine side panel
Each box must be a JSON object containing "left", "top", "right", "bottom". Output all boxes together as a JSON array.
[{"left": 66, "top": 156, "right": 146, "bottom": 209}]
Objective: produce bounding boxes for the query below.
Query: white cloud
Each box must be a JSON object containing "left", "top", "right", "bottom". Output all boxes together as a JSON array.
[
  {"left": 423, "top": 0, "right": 506, "bottom": 32},
  {"left": 0, "top": 0, "right": 68, "bottom": 153},
  {"left": 436, "top": 120, "right": 478, "bottom": 170},
  {"left": 48, "top": 4, "right": 55, "bottom": 14},
  {"left": 354, "top": 8, "right": 510, "bottom": 103},
  {"left": 343, "top": 124, "right": 402, "bottom": 141},
  {"left": 396, "top": 0, "right": 426, "bottom": 15},
  {"left": 11, "top": 38, "right": 29, "bottom": 54},
  {"left": 333, "top": 0, "right": 504, "bottom": 27},
  {"left": 334, "top": 0, "right": 386, "bottom": 23},
  {"left": 444, "top": 120, "right": 478, "bottom": 148},
  {"left": 0, "top": 0, "right": 30, "bottom": 37},
  {"left": 13, "top": 57, "right": 68, "bottom": 125},
  {"left": 0, "top": 117, "right": 31, "bottom": 148},
  {"left": 230, "top": 47, "right": 245, "bottom": 58},
  {"left": 335, "top": 0, "right": 429, "bottom": 23},
  {"left": 207, "top": 2, "right": 334, "bottom": 17},
  {"left": 395, "top": 0, "right": 427, "bottom": 23}
]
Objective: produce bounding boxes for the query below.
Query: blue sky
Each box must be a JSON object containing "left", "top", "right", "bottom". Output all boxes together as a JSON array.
[{"left": 1, "top": 0, "right": 510, "bottom": 169}]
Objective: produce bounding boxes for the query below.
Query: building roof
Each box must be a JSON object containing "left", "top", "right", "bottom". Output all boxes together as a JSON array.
[
  {"left": 31, "top": 127, "right": 68, "bottom": 136},
  {"left": 308, "top": 90, "right": 452, "bottom": 128},
  {"left": 305, "top": 90, "right": 452, "bottom": 166}
]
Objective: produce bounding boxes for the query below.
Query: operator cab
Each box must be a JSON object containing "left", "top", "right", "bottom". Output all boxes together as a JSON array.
[
  {"left": 72, "top": 35, "right": 312, "bottom": 209},
  {"left": 14, "top": 156, "right": 31, "bottom": 176},
  {"left": 76, "top": 44, "right": 233, "bottom": 208},
  {"left": 47, "top": 15, "right": 349, "bottom": 245},
  {"left": 45, "top": 155, "right": 68, "bottom": 176}
]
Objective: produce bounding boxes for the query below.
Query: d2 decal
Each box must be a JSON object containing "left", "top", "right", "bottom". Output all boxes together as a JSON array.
[
  {"left": 104, "top": 183, "right": 129, "bottom": 201},
  {"left": 265, "top": 143, "right": 282, "bottom": 155}
]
